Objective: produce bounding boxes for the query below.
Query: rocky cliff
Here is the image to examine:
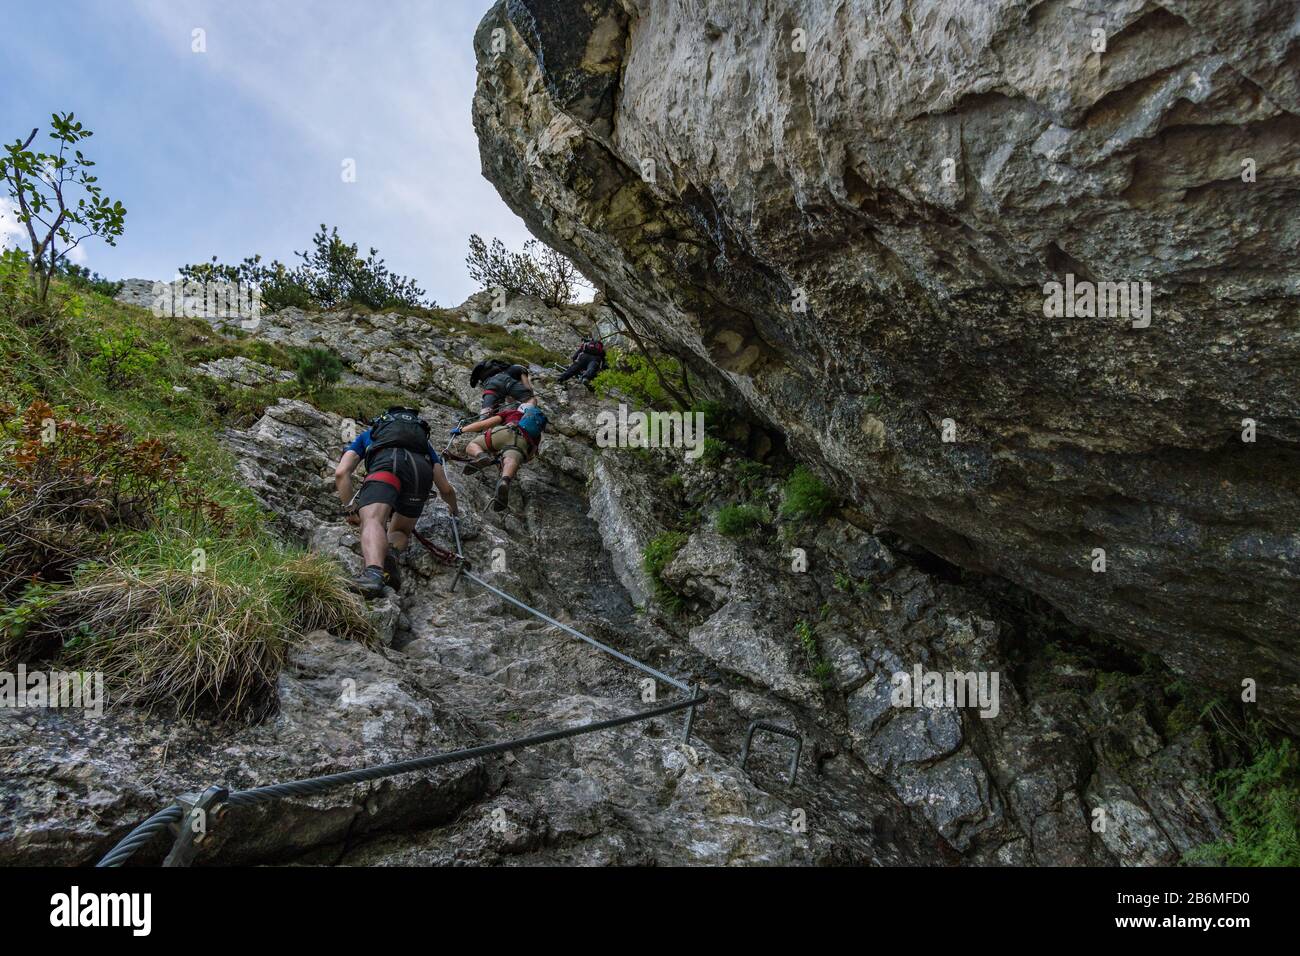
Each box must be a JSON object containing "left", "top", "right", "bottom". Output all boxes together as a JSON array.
[
  {"left": 1, "top": 292, "right": 1227, "bottom": 865},
  {"left": 471, "top": 0, "right": 1300, "bottom": 727}
]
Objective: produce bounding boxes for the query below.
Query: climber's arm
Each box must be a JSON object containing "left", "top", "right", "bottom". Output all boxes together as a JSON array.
[
  {"left": 460, "top": 415, "right": 501, "bottom": 434},
  {"left": 335, "top": 450, "right": 362, "bottom": 510},
  {"left": 432, "top": 463, "right": 458, "bottom": 517}
]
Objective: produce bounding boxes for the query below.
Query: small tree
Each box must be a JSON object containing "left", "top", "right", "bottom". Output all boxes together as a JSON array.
[
  {"left": 292, "top": 346, "right": 344, "bottom": 393},
  {"left": 295, "top": 225, "right": 427, "bottom": 310},
  {"left": 466, "top": 234, "right": 587, "bottom": 307},
  {"left": 0, "top": 113, "right": 126, "bottom": 303}
]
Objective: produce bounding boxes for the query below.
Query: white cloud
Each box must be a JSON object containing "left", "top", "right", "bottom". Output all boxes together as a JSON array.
[
  {"left": 0, "top": 201, "right": 25, "bottom": 252},
  {"left": 0, "top": 200, "right": 88, "bottom": 265},
  {"left": 123, "top": 0, "right": 538, "bottom": 303}
]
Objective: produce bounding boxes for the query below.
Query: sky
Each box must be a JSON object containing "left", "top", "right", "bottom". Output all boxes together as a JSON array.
[{"left": 0, "top": 0, "right": 541, "bottom": 306}]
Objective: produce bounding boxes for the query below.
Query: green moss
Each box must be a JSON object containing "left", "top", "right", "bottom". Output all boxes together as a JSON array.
[
  {"left": 1164, "top": 700, "right": 1201, "bottom": 738},
  {"left": 1093, "top": 671, "right": 1133, "bottom": 694}
]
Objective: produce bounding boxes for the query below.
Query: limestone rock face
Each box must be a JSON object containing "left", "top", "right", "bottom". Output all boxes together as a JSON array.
[
  {"left": 6, "top": 283, "right": 1229, "bottom": 866},
  {"left": 472, "top": 0, "right": 1300, "bottom": 726}
]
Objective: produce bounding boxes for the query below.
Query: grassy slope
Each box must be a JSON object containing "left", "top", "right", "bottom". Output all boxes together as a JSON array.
[{"left": 0, "top": 283, "right": 379, "bottom": 720}]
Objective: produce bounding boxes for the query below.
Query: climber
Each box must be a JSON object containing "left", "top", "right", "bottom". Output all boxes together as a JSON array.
[
  {"left": 472, "top": 359, "right": 534, "bottom": 419},
  {"left": 335, "top": 406, "right": 459, "bottom": 598},
  {"left": 556, "top": 337, "right": 606, "bottom": 390},
  {"left": 451, "top": 403, "right": 548, "bottom": 512}
]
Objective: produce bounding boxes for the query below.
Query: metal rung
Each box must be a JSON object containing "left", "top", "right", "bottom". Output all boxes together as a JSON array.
[{"left": 739, "top": 720, "right": 802, "bottom": 787}]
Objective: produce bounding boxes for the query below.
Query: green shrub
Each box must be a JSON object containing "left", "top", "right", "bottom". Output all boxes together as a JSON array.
[
  {"left": 1, "top": 112, "right": 127, "bottom": 303},
  {"left": 715, "top": 503, "right": 767, "bottom": 537},
  {"left": 179, "top": 224, "right": 430, "bottom": 314},
  {"left": 643, "top": 531, "right": 686, "bottom": 580},
  {"left": 292, "top": 346, "right": 344, "bottom": 392},
  {"left": 699, "top": 437, "right": 726, "bottom": 468},
  {"left": 88, "top": 326, "right": 169, "bottom": 388},
  {"left": 643, "top": 531, "right": 688, "bottom": 615},
  {"left": 57, "top": 263, "right": 123, "bottom": 298},
  {"left": 1189, "top": 733, "right": 1300, "bottom": 866},
  {"left": 595, "top": 347, "right": 685, "bottom": 409},
  {"left": 733, "top": 458, "right": 769, "bottom": 492},
  {"left": 691, "top": 399, "right": 730, "bottom": 434},
  {"left": 465, "top": 234, "right": 586, "bottom": 307},
  {"left": 780, "top": 465, "right": 836, "bottom": 521}
]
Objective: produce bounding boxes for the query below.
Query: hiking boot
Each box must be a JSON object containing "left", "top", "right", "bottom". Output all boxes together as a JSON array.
[
  {"left": 350, "top": 566, "right": 386, "bottom": 599},
  {"left": 383, "top": 551, "right": 402, "bottom": 593},
  {"left": 463, "top": 453, "right": 496, "bottom": 473},
  {"left": 490, "top": 477, "right": 512, "bottom": 512}
]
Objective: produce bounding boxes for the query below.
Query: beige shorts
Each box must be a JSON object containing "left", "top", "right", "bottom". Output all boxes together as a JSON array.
[{"left": 482, "top": 426, "right": 534, "bottom": 464}]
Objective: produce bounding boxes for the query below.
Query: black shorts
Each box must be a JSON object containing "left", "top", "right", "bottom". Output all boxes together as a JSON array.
[
  {"left": 356, "top": 448, "right": 435, "bottom": 518},
  {"left": 480, "top": 373, "right": 533, "bottom": 408}
]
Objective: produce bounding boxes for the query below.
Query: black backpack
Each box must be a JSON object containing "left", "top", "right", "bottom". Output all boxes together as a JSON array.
[
  {"left": 581, "top": 340, "right": 605, "bottom": 357},
  {"left": 366, "top": 407, "right": 430, "bottom": 461},
  {"left": 470, "top": 358, "right": 512, "bottom": 388}
]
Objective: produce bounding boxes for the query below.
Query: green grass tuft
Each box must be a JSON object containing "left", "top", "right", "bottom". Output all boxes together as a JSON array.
[
  {"left": 779, "top": 465, "right": 836, "bottom": 521},
  {"left": 0, "top": 280, "right": 377, "bottom": 720},
  {"left": 714, "top": 503, "right": 768, "bottom": 537}
]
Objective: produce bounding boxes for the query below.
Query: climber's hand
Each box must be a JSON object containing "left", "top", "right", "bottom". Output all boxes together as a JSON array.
[{"left": 450, "top": 426, "right": 463, "bottom": 436}]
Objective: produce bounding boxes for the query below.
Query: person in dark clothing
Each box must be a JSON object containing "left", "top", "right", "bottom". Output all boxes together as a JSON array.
[
  {"left": 556, "top": 338, "right": 605, "bottom": 388},
  {"left": 334, "top": 407, "right": 458, "bottom": 597},
  {"left": 479, "top": 363, "right": 534, "bottom": 418}
]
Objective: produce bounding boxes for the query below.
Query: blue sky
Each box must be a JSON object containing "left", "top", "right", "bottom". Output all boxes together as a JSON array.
[{"left": 0, "top": 0, "right": 538, "bottom": 306}]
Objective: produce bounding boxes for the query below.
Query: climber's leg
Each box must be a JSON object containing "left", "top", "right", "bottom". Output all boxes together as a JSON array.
[
  {"left": 491, "top": 447, "right": 526, "bottom": 512},
  {"left": 358, "top": 502, "right": 392, "bottom": 566},
  {"left": 350, "top": 500, "right": 393, "bottom": 596},
  {"left": 500, "top": 450, "right": 523, "bottom": 480},
  {"left": 462, "top": 436, "right": 496, "bottom": 473}
]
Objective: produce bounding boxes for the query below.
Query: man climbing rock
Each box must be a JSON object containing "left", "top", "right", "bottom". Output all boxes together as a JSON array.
[
  {"left": 335, "top": 406, "right": 459, "bottom": 597},
  {"left": 452, "top": 404, "right": 548, "bottom": 512},
  {"left": 556, "top": 337, "right": 605, "bottom": 390},
  {"left": 473, "top": 359, "right": 534, "bottom": 418}
]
